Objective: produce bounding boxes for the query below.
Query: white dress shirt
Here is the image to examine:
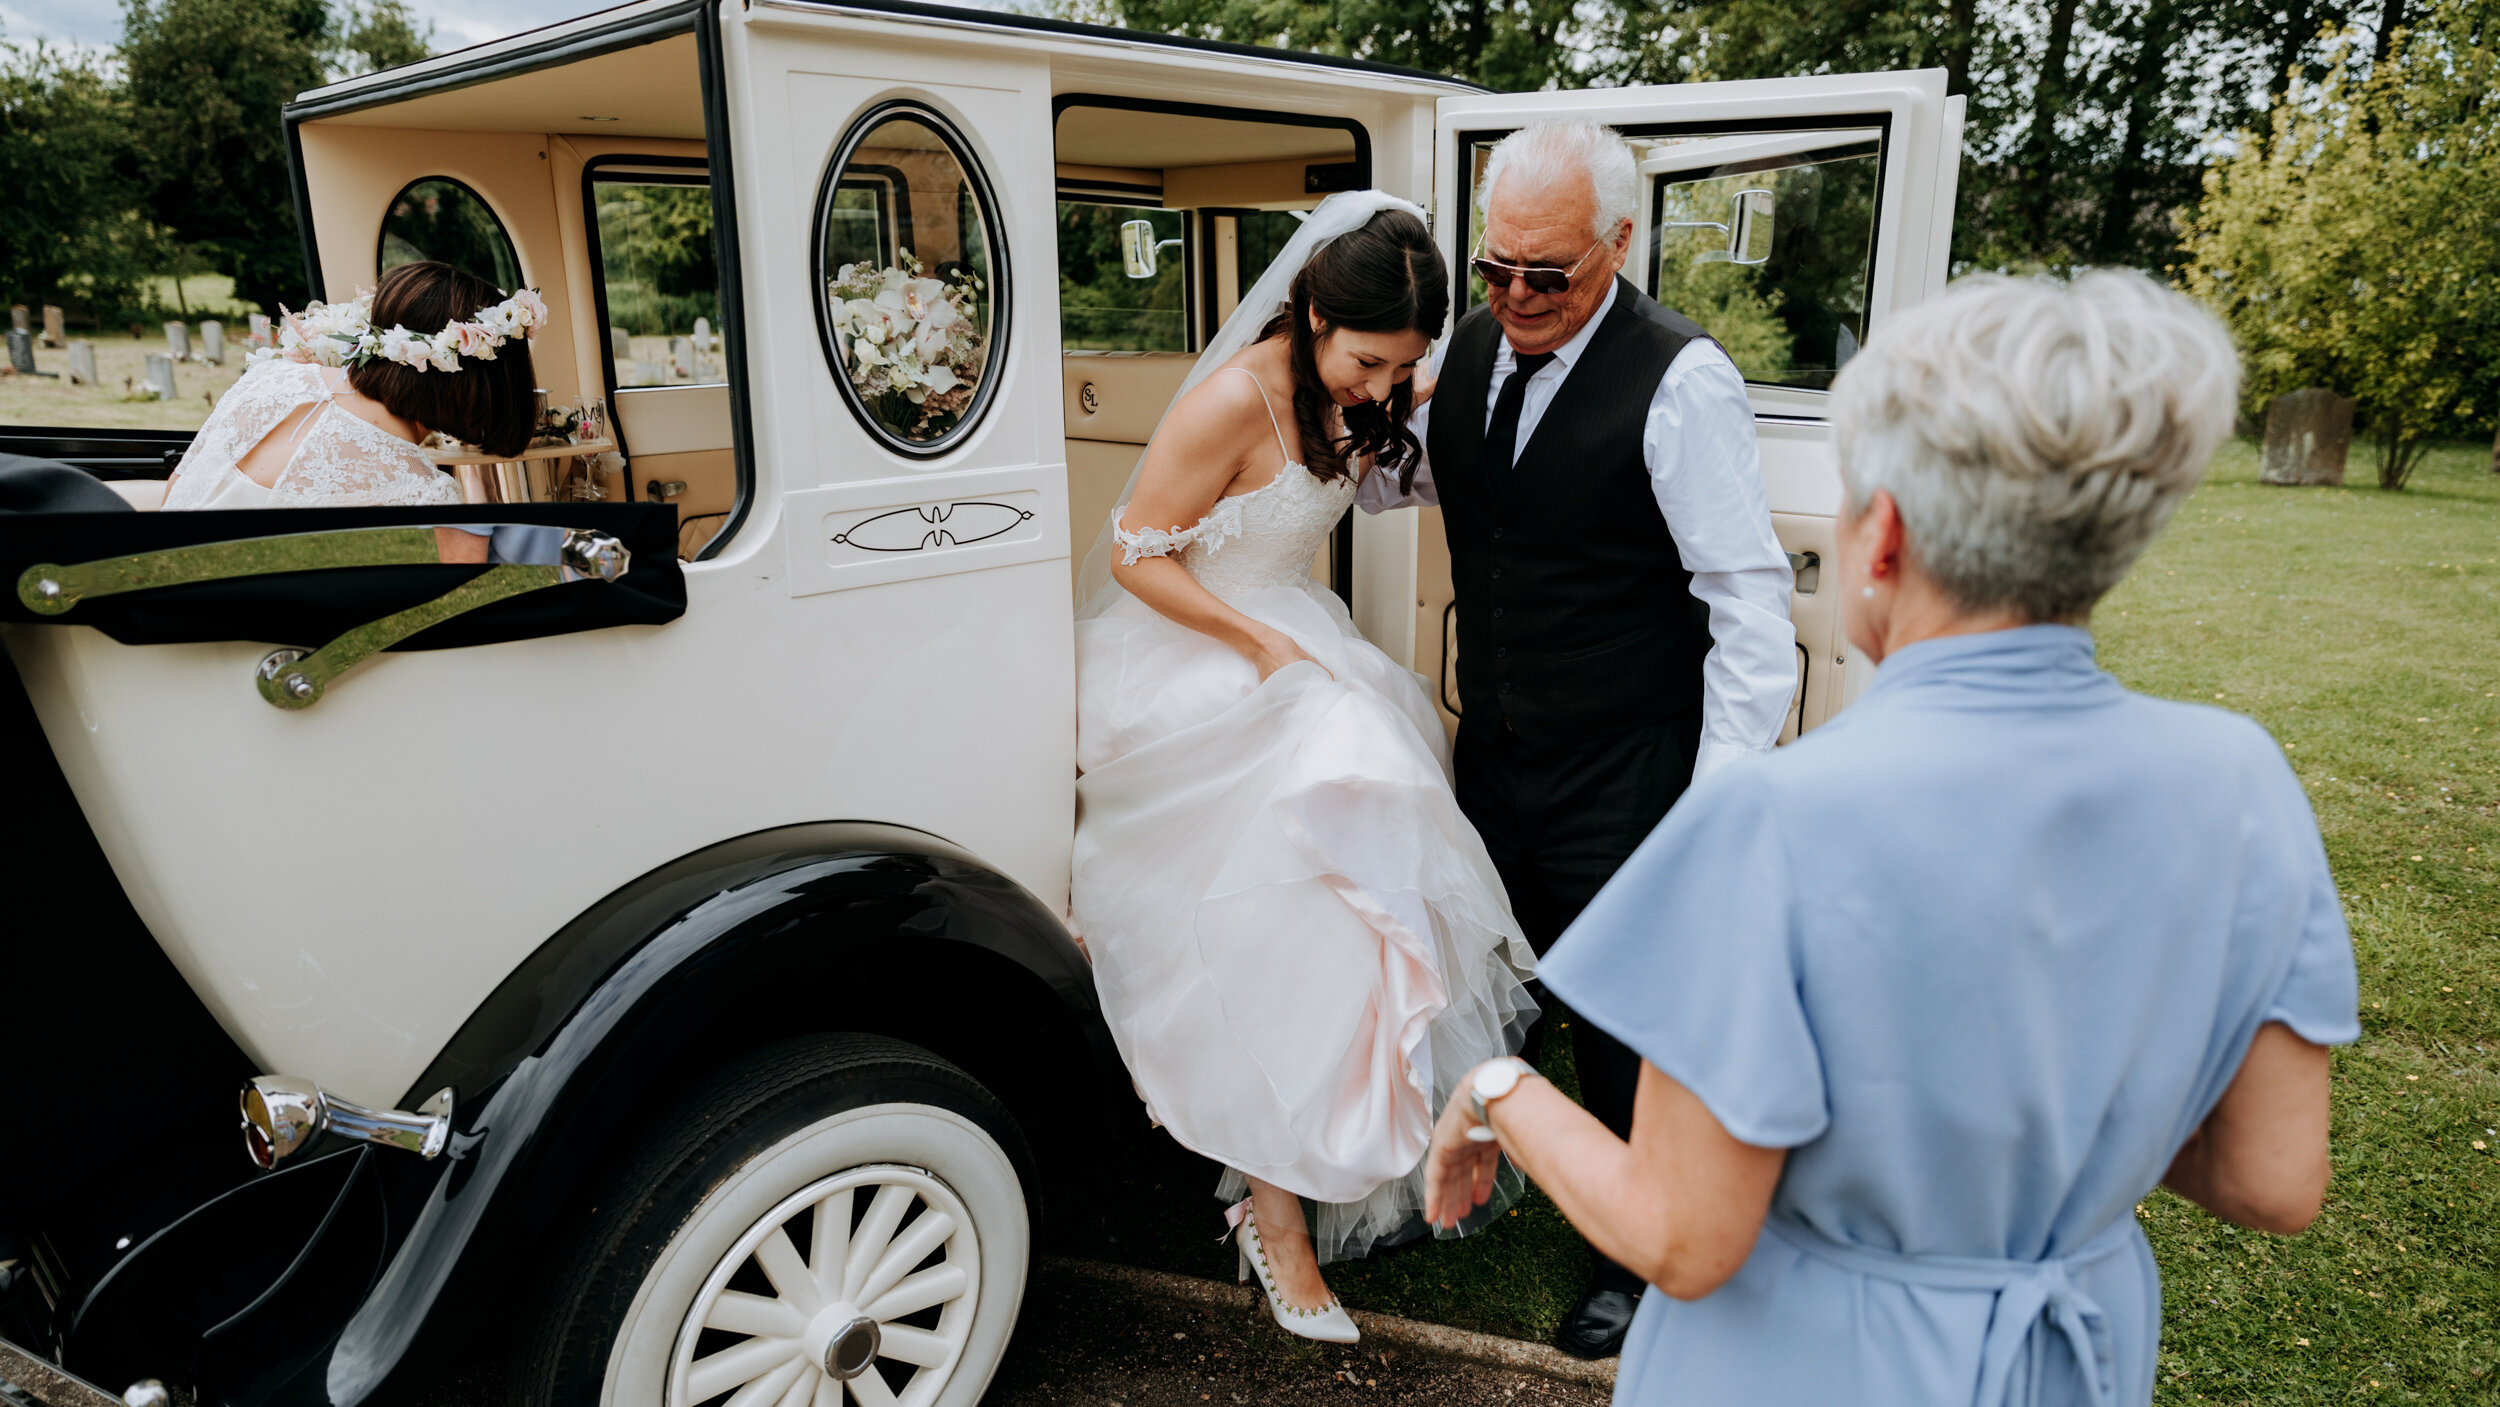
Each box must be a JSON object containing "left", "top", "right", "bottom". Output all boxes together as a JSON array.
[{"left": 1360, "top": 280, "right": 1798, "bottom": 779}]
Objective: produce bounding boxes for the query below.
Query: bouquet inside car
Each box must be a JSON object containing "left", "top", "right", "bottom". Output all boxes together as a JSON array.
[{"left": 825, "top": 253, "right": 987, "bottom": 440}]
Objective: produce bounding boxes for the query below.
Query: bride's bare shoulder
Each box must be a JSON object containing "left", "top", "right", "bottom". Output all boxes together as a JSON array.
[{"left": 1160, "top": 361, "right": 1274, "bottom": 443}]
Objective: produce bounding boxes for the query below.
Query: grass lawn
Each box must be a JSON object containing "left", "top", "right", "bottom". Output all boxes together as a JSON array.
[
  {"left": 0, "top": 329, "right": 246, "bottom": 433},
  {"left": 1054, "top": 437, "right": 2499, "bottom": 1399}
]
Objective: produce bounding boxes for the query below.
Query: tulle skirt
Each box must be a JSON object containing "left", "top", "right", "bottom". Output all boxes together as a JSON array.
[{"left": 1072, "top": 578, "right": 1539, "bottom": 1262}]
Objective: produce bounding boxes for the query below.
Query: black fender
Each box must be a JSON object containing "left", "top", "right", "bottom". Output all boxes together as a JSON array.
[{"left": 271, "top": 821, "right": 1121, "bottom": 1407}]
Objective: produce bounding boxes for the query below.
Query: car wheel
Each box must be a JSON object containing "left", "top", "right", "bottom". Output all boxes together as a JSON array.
[{"left": 514, "top": 1034, "right": 1034, "bottom": 1407}]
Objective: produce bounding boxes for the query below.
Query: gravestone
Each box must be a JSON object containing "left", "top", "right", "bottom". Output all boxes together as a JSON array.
[
  {"left": 7, "top": 328, "right": 34, "bottom": 373},
  {"left": 2259, "top": 388, "right": 2354, "bottom": 486},
  {"left": 41, "top": 306, "right": 64, "bottom": 348},
  {"left": 9, "top": 306, "right": 26, "bottom": 334},
  {"left": 670, "top": 336, "right": 693, "bottom": 380},
  {"left": 144, "top": 354, "right": 177, "bottom": 401},
  {"left": 201, "top": 320, "right": 225, "bottom": 365},
  {"left": 164, "top": 321, "right": 192, "bottom": 361},
  {"left": 249, "top": 313, "right": 272, "bottom": 349},
  {"left": 611, "top": 326, "right": 632, "bottom": 359},
  {"left": 68, "top": 340, "right": 97, "bottom": 386}
]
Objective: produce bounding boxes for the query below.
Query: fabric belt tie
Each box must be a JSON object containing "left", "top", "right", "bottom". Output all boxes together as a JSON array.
[{"left": 1763, "top": 1214, "right": 2139, "bottom": 1407}]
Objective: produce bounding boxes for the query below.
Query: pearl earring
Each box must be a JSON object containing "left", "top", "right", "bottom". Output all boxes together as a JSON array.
[{"left": 1861, "top": 585, "right": 1876, "bottom": 598}]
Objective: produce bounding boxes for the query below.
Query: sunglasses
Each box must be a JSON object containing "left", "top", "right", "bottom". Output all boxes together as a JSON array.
[{"left": 1470, "top": 236, "right": 1604, "bottom": 296}]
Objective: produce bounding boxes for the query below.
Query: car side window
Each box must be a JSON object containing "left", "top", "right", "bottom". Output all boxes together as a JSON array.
[
  {"left": 590, "top": 172, "right": 727, "bottom": 389},
  {"left": 1058, "top": 202, "right": 1185, "bottom": 351}
]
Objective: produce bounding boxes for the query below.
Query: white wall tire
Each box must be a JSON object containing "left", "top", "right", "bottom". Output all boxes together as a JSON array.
[{"left": 515, "top": 1036, "right": 1033, "bottom": 1407}]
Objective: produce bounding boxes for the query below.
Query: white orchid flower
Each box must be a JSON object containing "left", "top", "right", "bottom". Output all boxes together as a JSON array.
[
  {"left": 920, "top": 364, "right": 959, "bottom": 394},
  {"left": 921, "top": 297, "right": 960, "bottom": 332},
  {"left": 853, "top": 337, "right": 885, "bottom": 368}
]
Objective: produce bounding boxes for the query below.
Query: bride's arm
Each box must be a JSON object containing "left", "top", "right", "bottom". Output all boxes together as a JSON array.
[{"left": 1111, "top": 376, "right": 1321, "bottom": 681}]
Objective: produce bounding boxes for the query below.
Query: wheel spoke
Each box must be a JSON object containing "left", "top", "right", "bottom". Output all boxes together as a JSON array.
[
  {"left": 810, "top": 1372, "right": 842, "bottom": 1407},
  {"left": 862, "top": 1264, "right": 966, "bottom": 1323},
  {"left": 854, "top": 1211, "right": 954, "bottom": 1310},
  {"left": 688, "top": 1335, "right": 801, "bottom": 1403},
  {"left": 844, "top": 1368, "right": 901, "bottom": 1407},
  {"left": 753, "top": 1226, "right": 821, "bottom": 1313},
  {"left": 839, "top": 1186, "right": 913, "bottom": 1303},
  {"left": 809, "top": 1187, "right": 854, "bottom": 1301},
  {"left": 770, "top": 1363, "right": 820, "bottom": 1407},
  {"left": 706, "top": 1289, "right": 807, "bottom": 1339},
  {"left": 717, "top": 1354, "right": 807, "bottom": 1407},
  {"left": 875, "top": 1324, "right": 955, "bottom": 1370}
]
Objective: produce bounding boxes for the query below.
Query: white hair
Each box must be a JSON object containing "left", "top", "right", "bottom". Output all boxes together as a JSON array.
[
  {"left": 1830, "top": 269, "right": 2241, "bottom": 622},
  {"left": 1480, "top": 120, "right": 1639, "bottom": 243}
]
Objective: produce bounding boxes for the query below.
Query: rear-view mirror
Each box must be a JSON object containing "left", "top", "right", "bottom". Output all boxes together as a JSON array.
[{"left": 1120, "top": 219, "right": 1181, "bottom": 279}]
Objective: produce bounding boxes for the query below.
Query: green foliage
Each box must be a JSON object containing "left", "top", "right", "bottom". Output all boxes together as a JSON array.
[
  {"left": 594, "top": 182, "right": 722, "bottom": 337},
  {"left": 1057, "top": 202, "right": 1185, "bottom": 351},
  {"left": 1070, "top": 0, "right": 1582, "bottom": 92},
  {"left": 333, "top": 0, "right": 432, "bottom": 75},
  {"left": 2182, "top": 7, "right": 2500, "bottom": 489},
  {"left": 0, "top": 40, "right": 154, "bottom": 308},
  {"left": 119, "top": 0, "right": 332, "bottom": 313}
]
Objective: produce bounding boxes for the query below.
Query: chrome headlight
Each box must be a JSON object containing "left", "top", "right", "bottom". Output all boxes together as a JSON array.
[{"left": 240, "top": 1076, "right": 453, "bottom": 1169}]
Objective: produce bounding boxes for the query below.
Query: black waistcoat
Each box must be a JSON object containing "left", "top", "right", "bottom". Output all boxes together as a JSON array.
[{"left": 1429, "top": 277, "right": 1717, "bottom": 745}]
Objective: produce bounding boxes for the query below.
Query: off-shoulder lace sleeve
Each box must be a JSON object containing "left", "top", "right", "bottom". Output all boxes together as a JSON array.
[{"left": 1112, "top": 497, "right": 1246, "bottom": 565}]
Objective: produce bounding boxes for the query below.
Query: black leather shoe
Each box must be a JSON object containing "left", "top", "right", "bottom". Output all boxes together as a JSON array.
[{"left": 1554, "top": 1285, "right": 1640, "bottom": 1360}]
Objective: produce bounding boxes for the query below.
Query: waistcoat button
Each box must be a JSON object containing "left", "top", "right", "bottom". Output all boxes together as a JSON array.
[
  {"left": 1491, "top": 567, "right": 1503, "bottom": 579},
  {"left": 1492, "top": 608, "right": 1505, "bottom": 619},
  {"left": 1496, "top": 648, "right": 1508, "bottom": 659}
]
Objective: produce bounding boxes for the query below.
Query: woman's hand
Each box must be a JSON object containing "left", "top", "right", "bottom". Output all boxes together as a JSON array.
[
  {"left": 1246, "top": 628, "right": 1327, "bottom": 682},
  {"left": 1410, "top": 368, "right": 1437, "bottom": 409},
  {"left": 1422, "top": 1062, "right": 1510, "bottom": 1230}
]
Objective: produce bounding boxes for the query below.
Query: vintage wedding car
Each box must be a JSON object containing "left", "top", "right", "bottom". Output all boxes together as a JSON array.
[{"left": 0, "top": 3, "right": 1962, "bottom": 1404}]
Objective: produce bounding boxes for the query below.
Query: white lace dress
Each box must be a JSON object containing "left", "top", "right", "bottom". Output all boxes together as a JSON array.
[
  {"left": 1073, "top": 373, "right": 1538, "bottom": 1261},
  {"left": 163, "top": 361, "right": 464, "bottom": 510}
]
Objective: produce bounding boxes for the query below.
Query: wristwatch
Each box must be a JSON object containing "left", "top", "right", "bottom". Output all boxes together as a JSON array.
[{"left": 1465, "top": 1057, "right": 1538, "bottom": 1143}]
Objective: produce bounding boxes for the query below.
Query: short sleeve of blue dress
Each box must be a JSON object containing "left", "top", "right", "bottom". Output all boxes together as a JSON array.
[
  {"left": 1539, "top": 763, "right": 1827, "bottom": 1149},
  {"left": 2251, "top": 747, "right": 2365, "bottom": 1047}
]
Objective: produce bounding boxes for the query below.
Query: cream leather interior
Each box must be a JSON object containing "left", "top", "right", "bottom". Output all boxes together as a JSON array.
[
  {"left": 612, "top": 383, "right": 735, "bottom": 557},
  {"left": 1063, "top": 351, "right": 1196, "bottom": 589}
]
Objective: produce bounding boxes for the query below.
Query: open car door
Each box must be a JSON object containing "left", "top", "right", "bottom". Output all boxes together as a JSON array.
[{"left": 1389, "top": 71, "right": 1962, "bottom": 739}]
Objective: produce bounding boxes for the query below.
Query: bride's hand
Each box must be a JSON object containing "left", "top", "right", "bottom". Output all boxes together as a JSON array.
[
  {"left": 1246, "top": 629, "right": 1328, "bottom": 682},
  {"left": 1409, "top": 369, "right": 1437, "bottom": 408}
]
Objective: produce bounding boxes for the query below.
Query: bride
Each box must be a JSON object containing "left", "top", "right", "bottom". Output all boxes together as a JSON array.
[{"left": 1072, "top": 192, "right": 1538, "bottom": 1342}]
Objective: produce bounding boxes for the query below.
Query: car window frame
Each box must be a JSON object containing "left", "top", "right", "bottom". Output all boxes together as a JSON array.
[{"left": 583, "top": 154, "right": 728, "bottom": 406}]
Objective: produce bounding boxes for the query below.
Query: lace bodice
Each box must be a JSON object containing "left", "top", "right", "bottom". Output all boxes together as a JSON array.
[
  {"left": 164, "top": 361, "right": 463, "bottom": 510},
  {"left": 1111, "top": 365, "right": 1357, "bottom": 600}
]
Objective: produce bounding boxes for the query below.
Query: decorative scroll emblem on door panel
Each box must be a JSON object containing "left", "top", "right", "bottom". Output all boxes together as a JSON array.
[
  {"left": 833, "top": 500, "right": 1035, "bottom": 554},
  {"left": 782, "top": 465, "right": 1067, "bottom": 596}
]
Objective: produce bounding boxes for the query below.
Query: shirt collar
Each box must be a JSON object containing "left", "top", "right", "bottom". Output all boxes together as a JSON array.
[{"left": 1495, "top": 277, "right": 1619, "bottom": 375}]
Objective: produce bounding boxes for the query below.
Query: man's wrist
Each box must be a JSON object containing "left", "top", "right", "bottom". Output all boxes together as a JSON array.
[{"left": 1465, "top": 1057, "right": 1539, "bottom": 1143}]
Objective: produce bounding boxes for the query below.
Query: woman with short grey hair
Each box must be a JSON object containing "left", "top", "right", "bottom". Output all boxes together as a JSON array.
[{"left": 1421, "top": 270, "right": 2359, "bottom": 1405}]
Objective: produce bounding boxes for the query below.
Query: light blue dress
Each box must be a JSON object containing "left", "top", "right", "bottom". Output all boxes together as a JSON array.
[{"left": 1538, "top": 625, "right": 2360, "bottom": 1407}]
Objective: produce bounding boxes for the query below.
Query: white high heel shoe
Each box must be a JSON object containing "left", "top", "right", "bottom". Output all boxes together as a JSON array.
[{"left": 1228, "top": 1199, "right": 1360, "bottom": 1344}]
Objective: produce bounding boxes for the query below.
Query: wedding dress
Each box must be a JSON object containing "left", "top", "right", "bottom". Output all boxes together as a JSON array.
[
  {"left": 1072, "top": 362, "right": 1539, "bottom": 1262},
  {"left": 163, "top": 360, "right": 463, "bottom": 510}
]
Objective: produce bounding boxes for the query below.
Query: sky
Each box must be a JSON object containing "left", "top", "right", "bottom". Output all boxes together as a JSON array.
[{"left": 4, "top": 0, "right": 1013, "bottom": 55}]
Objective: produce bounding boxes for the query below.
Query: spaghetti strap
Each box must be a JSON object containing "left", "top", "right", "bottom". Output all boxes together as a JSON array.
[{"left": 1224, "top": 365, "right": 1293, "bottom": 465}]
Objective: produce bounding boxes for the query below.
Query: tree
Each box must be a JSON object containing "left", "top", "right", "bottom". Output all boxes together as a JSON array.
[
  {"left": 0, "top": 38, "right": 153, "bottom": 308},
  {"left": 119, "top": 0, "right": 332, "bottom": 314},
  {"left": 334, "top": 0, "right": 433, "bottom": 76},
  {"left": 2182, "top": 6, "right": 2500, "bottom": 487}
]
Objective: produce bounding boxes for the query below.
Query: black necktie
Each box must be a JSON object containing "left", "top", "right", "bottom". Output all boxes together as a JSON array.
[{"left": 1485, "top": 350, "right": 1558, "bottom": 473}]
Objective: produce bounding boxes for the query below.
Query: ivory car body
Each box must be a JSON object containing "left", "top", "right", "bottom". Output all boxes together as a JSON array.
[{"left": 0, "top": 4, "right": 1960, "bottom": 1405}]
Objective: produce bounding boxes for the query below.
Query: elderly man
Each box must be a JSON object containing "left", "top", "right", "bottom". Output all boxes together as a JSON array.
[{"left": 1360, "top": 118, "right": 1796, "bottom": 1359}]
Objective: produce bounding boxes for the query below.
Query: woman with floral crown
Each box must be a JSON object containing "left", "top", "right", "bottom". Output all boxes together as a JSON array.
[{"left": 162, "top": 261, "right": 547, "bottom": 543}]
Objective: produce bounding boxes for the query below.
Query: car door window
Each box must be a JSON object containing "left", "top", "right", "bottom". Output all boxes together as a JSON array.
[
  {"left": 1644, "top": 130, "right": 1881, "bottom": 391},
  {"left": 1058, "top": 201, "right": 1185, "bottom": 351},
  {"left": 590, "top": 173, "right": 726, "bottom": 390}
]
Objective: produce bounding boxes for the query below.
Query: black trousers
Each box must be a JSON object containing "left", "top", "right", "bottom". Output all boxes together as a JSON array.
[{"left": 1454, "top": 712, "right": 1699, "bottom": 1295}]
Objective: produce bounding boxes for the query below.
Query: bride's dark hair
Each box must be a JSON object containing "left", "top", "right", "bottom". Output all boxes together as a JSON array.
[{"left": 1256, "top": 208, "right": 1447, "bottom": 494}]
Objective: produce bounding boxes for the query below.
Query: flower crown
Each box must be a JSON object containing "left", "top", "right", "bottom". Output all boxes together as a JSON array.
[{"left": 249, "top": 285, "right": 549, "bottom": 373}]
